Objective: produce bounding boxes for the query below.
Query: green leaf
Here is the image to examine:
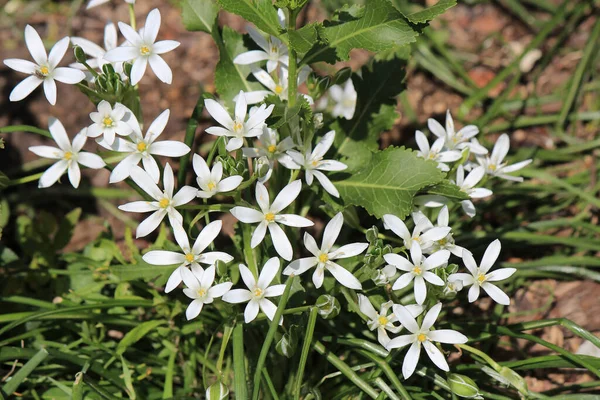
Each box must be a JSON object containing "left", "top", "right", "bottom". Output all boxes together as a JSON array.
[
  {"left": 405, "top": 0, "right": 457, "bottom": 24},
  {"left": 110, "top": 259, "right": 176, "bottom": 282},
  {"left": 116, "top": 320, "right": 166, "bottom": 356},
  {"left": 213, "top": 26, "right": 265, "bottom": 108},
  {"left": 335, "top": 147, "right": 444, "bottom": 218},
  {"left": 289, "top": 23, "right": 323, "bottom": 57},
  {"left": 422, "top": 180, "right": 469, "bottom": 201},
  {"left": 54, "top": 208, "right": 82, "bottom": 250},
  {"left": 182, "top": 0, "right": 220, "bottom": 33},
  {"left": 217, "top": 0, "right": 283, "bottom": 38}
]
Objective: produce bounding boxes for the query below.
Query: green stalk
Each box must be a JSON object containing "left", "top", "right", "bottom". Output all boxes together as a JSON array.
[
  {"left": 251, "top": 276, "right": 295, "bottom": 400},
  {"left": 357, "top": 351, "right": 413, "bottom": 400},
  {"left": 128, "top": 3, "right": 136, "bottom": 30},
  {"left": 287, "top": 9, "right": 298, "bottom": 107},
  {"left": 293, "top": 306, "right": 318, "bottom": 400},
  {"left": 232, "top": 323, "right": 248, "bottom": 399},
  {"left": 162, "top": 348, "right": 177, "bottom": 399},
  {"left": 178, "top": 95, "right": 204, "bottom": 186},
  {"left": 0, "top": 125, "right": 51, "bottom": 138},
  {"left": 7, "top": 172, "right": 43, "bottom": 186},
  {"left": 1, "top": 348, "right": 49, "bottom": 395},
  {"left": 217, "top": 325, "right": 233, "bottom": 377}
]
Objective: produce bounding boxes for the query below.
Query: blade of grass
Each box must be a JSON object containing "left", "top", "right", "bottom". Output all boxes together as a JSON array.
[
  {"left": 1, "top": 348, "right": 48, "bottom": 396},
  {"left": 232, "top": 322, "right": 248, "bottom": 399},
  {"left": 293, "top": 306, "right": 318, "bottom": 400}
]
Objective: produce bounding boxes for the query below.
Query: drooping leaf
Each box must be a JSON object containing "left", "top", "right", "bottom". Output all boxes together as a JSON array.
[
  {"left": 116, "top": 320, "right": 166, "bottom": 356},
  {"left": 405, "top": 0, "right": 457, "bottom": 24},
  {"left": 334, "top": 147, "right": 444, "bottom": 218},
  {"left": 422, "top": 180, "right": 469, "bottom": 201},
  {"left": 217, "top": 0, "right": 283, "bottom": 37},
  {"left": 182, "top": 0, "right": 220, "bottom": 33}
]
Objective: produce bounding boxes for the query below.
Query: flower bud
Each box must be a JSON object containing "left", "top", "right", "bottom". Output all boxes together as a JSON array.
[
  {"left": 447, "top": 374, "right": 483, "bottom": 399},
  {"left": 334, "top": 67, "right": 352, "bottom": 84},
  {"left": 255, "top": 156, "right": 271, "bottom": 179},
  {"left": 73, "top": 46, "right": 87, "bottom": 64},
  {"left": 215, "top": 260, "right": 228, "bottom": 277},
  {"left": 102, "top": 63, "right": 116, "bottom": 76},
  {"left": 206, "top": 381, "right": 229, "bottom": 400},
  {"left": 123, "top": 62, "right": 133, "bottom": 79},
  {"left": 276, "top": 327, "right": 299, "bottom": 358},
  {"left": 372, "top": 269, "right": 389, "bottom": 286},
  {"left": 366, "top": 226, "right": 379, "bottom": 243},
  {"left": 316, "top": 295, "right": 340, "bottom": 319},
  {"left": 317, "top": 76, "right": 331, "bottom": 93},
  {"left": 313, "top": 113, "right": 324, "bottom": 129}
]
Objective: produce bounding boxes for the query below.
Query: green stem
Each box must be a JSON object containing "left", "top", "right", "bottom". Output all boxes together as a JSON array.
[
  {"left": 232, "top": 323, "right": 248, "bottom": 399},
  {"left": 8, "top": 172, "right": 43, "bottom": 186},
  {"left": 178, "top": 95, "right": 204, "bottom": 186},
  {"left": 357, "top": 351, "right": 413, "bottom": 400},
  {"left": 0, "top": 125, "right": 51, "bottom": 138},
  {"left": 293, "top": 306, "right": 318, "bottom": 400},
  {"left": 251, "top": 276, "right": 295, "bottom": 400},
  {"left": 128, "top": 3, "right": 136, "bottom": 30},
  {"left": 287, "top": 9, "right": 298, "bottom": 107}
]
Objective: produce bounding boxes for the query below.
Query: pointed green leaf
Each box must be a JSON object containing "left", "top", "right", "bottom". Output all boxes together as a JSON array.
[
  {"left": 422, "top": 180, "right": 469, "bottom": 201},
  {"left": 182, "top": 0, "right": 220, "bottom": 33},
  {"left": 217, "top": 0, "right": 283, "bottom": 38},
  {"left": 405, "top": 0, "right": 457, "bottom": 24},
  {"left": 289, "top": 22, "right": 324, "bottom": 57},
  {"left": 116, "top": 320, "right": 166, "bottom": 356}
]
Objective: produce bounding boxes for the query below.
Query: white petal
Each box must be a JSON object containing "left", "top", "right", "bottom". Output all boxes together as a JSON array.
[
  {"left": 423, "top": 271, "right": 444, "bottom": 286},
  {"left": 392, "top": 273, "right": 414, "bottom": 290},
  {"left": 165, "top": 266, "right": 185, "bottom": 293},
  {"left": 255, "top": 181, "right": 270, "bottom": 212},
  {"left": 231, "top": 207, "right": 264, "bottom": 223},
  {"left": 486, "top": 267, "right": 516, "bottom": 282},
  {"left": 402, "top": 342, "right": 421, "bottom": 379},
  {"left": 303, "top": 233, "right": 320, "bottom": 256},
  {"left": 268, "top": 223, "right": 293, "bottom": 261},
  {"left": 480, "top": 239, "right": 501, "bottom": 273},
  {"left": 386, "top": 334, "right": 413, "bottom": 350},
  {"left": 327, "top": 262, "right": 361, "bottom": 290},
  {"left": 223, "top": 289, "right": 252, "bottom": 304},
  {"left": 43, "top": 78, "right": 57, "bottom": 105},
  {"left": 217, "top": 176, "right": 243, "bottom": 192},
  {"left": 238, "top": 264, "right": 257, "bottom": 290},
  {"left": 48, "top": 37, "right": 70, "bottom": 69},
  {"left": 428, "top": 329, "right": 468, "bottom": 344},
  {"left": 4, "top": 58, "right": 37, "bottom": 74},
  {"left": 312, "top": 267, "right": 325, "bottom": 288},
  {"left": 149, "top": 54, "right": 172, "bottom": 84},
  {"left": 29, "top": 145, "right": 61, "bottom": 159},
  {"left": 481, "top": 282, "right": 510, "bottom": 305},
  {"left": 149, "top": 141, "right": 190, "bottom": 157},
  {"left": 24, "top": 25, "right": 47, "bottom": 65},
  {"left": 142, "top": 155, "right": 160, "bottom": 184},
  {"left": 234, "top": 50, "right": 269, "bottom": 65},
  {"left": 118, "top": 21, "right": 143, "bottom": 47},
  {"left": 421, "top": 227, "right": 452, "bottom": 243},
  {"left": 463, "top": 166, "right": 485, "bottom": 189},
  {"left": 9, "top": 75, "right": 43, "bottom": 102},
  {"left": 104, "top": 46, "right": 139, "bottom": 62},
  {"left": 38, "top": 160, "right": 68, "bottom": 188},
  {"left": 491, "top": 134, "right": 510, "bottom": 164},
  {"left": 277, "top": 214, "right": 313, "bottom": 228},
  {"left": 384, "top": 253, "right": 414, "bottom": 272},
  {"left": 143, "top": 9, "right": 161, "bottom": 44},
  {"left": 251, "top": 222, "right": 267, "bottom": 248},
  {"left": 421, "top": 302, "right": 442, "bottom": 330},
  {"left": 109, "top": 153, "right": 142, "bottom": 183},
  {"left": 330, "top": 242, "right": 368, "bottom": 259},
  {"left": 172, "top": 186, "right": 197, "bottom": 207},
  {"left": 186, "top": 299, "right": 204, "bottom": 320},
  {"left": 427, "top": 118, "right": 446, "bottom": 139},
  {"left": 414, "top": 276, "right": 427, "bottom": 305},
  {"left": 259, "top": 299, "right": 280, "bottom": 324},
  {"left": 382, "top": 214, "right": 410, "bottom": 242},
  {"left": 204, "top": 99, "right": 234, "bottom": 129},
  {"left": 461, "top": 200, "right": 476, "bottom": 218},
  {"left": 192, "top": 220, "right": 222, "bottom": 254},
  {"left": 501, "top": 159, "right": 532, "bottom": 173},
  {"left": 143, "top": 250, "right": 185, "bottom": 265},
  {"left": 192, "top": 154, "right": 210, "bottom": 181},
  {"left": 357, "top": 294, "right": 378, "bottom": 320},
  {"left": 312, "top": 170, "right": 339, "bottom": 198},
  {"left": 136, "top": 209, "right": 167, "bottom": 238},
  {"left": 461, "top": 250, "right": 479, "bottom": 276},
  {"left": 234, "top": 91, "right": 247, "bottom": 122},
  {"left": 209, "top": 282, "right": 233, "bottom": 298},
  {"left": 153, "top": 40, "right": 180, "bottom": 54},
  {"left": 119, "top": 200, "right": 157, "bottom": 213},
  {"left": 200, "top": 265, "right": 216, "bottom": 288},
  {"left": 312, "top": 131, "right": 335, "bottom": 160},
  {"left": 422, "top": 341, "right": 449, "bottom": 371},
  {"left": 264, "top": 284, "right": 285, "bottom": 297},
  {"left": 321, "top": 212, "right": 343, "bottom": 252},
  {"left": 245, "top": 300, "right": 260, "bottom": 323},
  {"left": 415, "top": 130, "right": 430, "bottom": 154},
  {"left": 130, "top": 57, "right": 148, "bottom": 86},
  {"left": 270, "top": 180, "right": 301, "bottom": 213},
  {"left": 468, "top": 284, "right": 480, "bottom": 303},
  {"left": 226, "top": 137, "right": 243, "bottom": 151},
  {"left": 283, "top": 257, "right": 316, "bottom": 276},
  {"left": 316, "top": 160, "right": 347, "bottom": 172},
  {"left": 469, "top": 188, "right": 493, "bottom": 199},
  {"left": 410, "top": 241, "right": 423, "bottom": 266},
  {"left": 423, "top": 250, "right": 450, "bottom": 270}
]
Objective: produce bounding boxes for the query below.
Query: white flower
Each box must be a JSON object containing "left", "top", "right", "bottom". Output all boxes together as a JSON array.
[
  {"left": 204, "top": 91, "right": 274, "bottom": 152},
  {"left": 87, "top": 0, "right": 135, "bottom": 9},
  {"left": 358, "top": 295, "right": 424, "bottom": 347},
  {"left": 428, "top": 110, "right": 487, "bottom": 155},
  {"left": 329, "top": 79, "right": 356, "bottom": 120},
  {"left": 181, "top": 265, "right": 232, "bottom": 320},
  {"left": 382, "top": 213, "right": 450, "bottom": 253},
  {"left": 104, "top": 9, "right": 180, "bottom": 85},
  {"left": 242, "top": 127, "right": 296, "bottom": 182},
  {"left": 29, "top": 119, "right": 105, "bottom": 188},
  {"left": 230, "top": 180, "right": 312, "bottom": 261},
  {"left": 193, "top": 154, "right": 243, "bottom": 198},
  {"left": 386, "top": 303, "right": 468, "bottom": 379},
  {"left": 4, "top": 26, "right": 85, "bottom": 105},
  {"left": 87, "top": 100, "right": 134, "bottom": 145},
  {"left": 443, "top": 278, "right": 464, "bottom": 296},
  {"left": 384, "top": 243, "right": 449, "bottom": 305},
  {"left": 455, "top": 165, "right": 493, "bottom": 218},
  {"left": 449, "top": 239, "right": 516, "bottom": 305},
  {"left": 100, "top": 109, "right": 190, "bottom": 183},
  {"left": 71, "top": 22, "right": 123, "bottom": 80},
  {"left": 285, "top": 131, "right": 347, "bottom": 198},
  {"left": 476, "top": 134, "right": 532, "bottom": 182},
  {"left": 118, "top": 164, "right": 196, "bottom": 238},
  {"left": 429, "top": 206, "right": 466, "bottom": 257},
  {"left": 372, "top": 265, "right": 398, "bottom": 286},
  {"left": 222, "top": 258, "right": 286, "bottom": 324},
  {"left": 415, "top": 130, "right": 461, "bottom": 172},
  {"left": 283, "top": 212, "right": 367, "bottom": 290},
  {"left": 142, "top": 221, "right": 234, "bottom": 293},
  {"left": 243, "top": 66, "right": 312, "bottom": 104},
  {"left": 233, "top": 23, "right": 288, "bottom": 73}
]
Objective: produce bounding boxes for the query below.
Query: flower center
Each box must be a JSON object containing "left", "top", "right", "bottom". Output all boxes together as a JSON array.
[
  {"left": 270, "top": 45, "right": 278, "bottom": 54},
  {"left": 253, "top": 287, "right": 264, "bottom": 298},
  {"left": 159, "top": 198, "right": 170, "bottom": 208},
  {"left": 438, "top": 238, "right": 447, "bottom": 246},
  {"left": 264, "top": 212, "right": 275, "bottom": 222},
  {"left": 274, "top": 85, "right": 284, "bottom": 95},
  {"left": 318, "top": 253, "right": 329, "bottom": 263},
  {"left": 140, "top": 45, "right": 151, "bottom": 56},
  {"left": 378, "top": 316, "right": 389, "bottom": 326},
  {"left": 185, "top": 253, "right": 195, "bottom": 263},
  {"left": 489, "top": 163, "right": 497, "bottom": 171},
  {"left": 39, "top": 65, "right": 50, "bottom": 76},
  {"left": 63, "top": 151, "right": 73, "bottom": 160},
  {"left": 417, "top": 333, "right": 427, "bottom": 342},
  {"left": 267, "top": 144, "right": 277, "bottom": 153},
  {"left": 207, "top": 182, "right": 216, "bottom": 191},
  {"left": 103, "top": 116, "right": 114, "bottom": 127},
  {"left": 412, "top": 266, "right": 423, "bottom": 276},
  {"left": 137, "top": 142, "right": 147, "bottom": 152},
  {"left": 197, "top": 288, "right": 207, "bottom": 297},
  {"left": 447, "top": 282, "right": 455, "bottom": 291},
  {"left": 428, "top": 152, "right": 437, "bottom": 160},
  {"left": 233, "top": 121, "right": 244, "bottom": 134},
  {"left": 477, "top": 273, "right": 486, "bottom": 283},
  {"left": 342, "top": 98, "right": 355, "bottom": 108}
]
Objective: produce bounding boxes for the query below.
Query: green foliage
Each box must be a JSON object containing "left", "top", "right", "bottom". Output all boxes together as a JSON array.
[
  {"left": 422, "top": 180, "right": 469, "bottom": 201},
  {"left": 217, "top": 0, "right": 283, "bottom": 38},
  {"left": 182, "top": 0, "right": 220, "bottom": 33},
  {"left": 405, "top": 0, "right": 457, "bottom": 24}
]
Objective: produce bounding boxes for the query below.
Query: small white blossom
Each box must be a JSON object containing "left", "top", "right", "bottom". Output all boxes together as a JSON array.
[
  {"left": 230, "top": 180, "right": 313, "bottom": 261},
  {"left": 193, "top": 154, "right": 243, "bottom": 198},
  {"left": 382, "top": 213, "right": 450, "bottom": 254},
  {"left": 86, "top": 0, "right": 135, "bottom": 9},
  {"left": 428, "top": 110, "right": 487, "bottom": 155},
  {"left": 205, "top": 91, "right": 274, "bottom": 152},
  {"left": 285, "top": 131, "right": 347, "bottom": 198},
  {"left": 87, "top": 100, "right": 134, "bottom": 145},
  {"left": 284, "top": 213, "right": 367, "bottom": 290},
  {"left": 443, "top": 279, "right": 464, "bottom": 297},
  {"left": 449, "top": 239, "right": 516, "bottom": 305},
  {"left": 143, "top": 221, "right": 234, "bottom": 293},
  {"left": 118, "top": 164, "right": 197, "bottom": 238},
  {"left": 243, "top": 66, "right": 312, "bottom": 104},
  {"left": 329, "top": 79, "right": 356, "bottom": 120},
  {"left": 384, "top": 243, "right": 449, "bottom": 305},
  {"left": 242, "top": 127, "right": 296, "bottom": 182},
  {"left": 386, "top": 303, "right": 468, "bottom": 378},
  {"left": 415, "top": 130, "right": 461, "bottom": 172},
  {"left": 29, "top": 118, "right": 105, "bottom": 188},
  {"left": 476, "top": 133, "right": 532, "bottom": 182},
  {"left": 182, "top": 265, "right": 232, "bottom": 320},
  {"left": 455, "top": 165, "right": 493, "bottom": 218},
  {"left": 233, "top": 16, "right": 288, "bottom": 73},
  {"left": 104, "top": 9, "right": 180, "bottom": 85},
  {"left": 4, "top": 26, "right": 85, "bottom": 105},
  {"left": 429, "top": 206, "right": 466, "bottom": 257},
  {"left": 71, "top": 22, "right": 124, "bottom": 80},
  {"left": 100, "top": 109, "right": 190, "bottom": 183},
  {"left": 222, "top": 258, "right": 286, "bottom": 324}
]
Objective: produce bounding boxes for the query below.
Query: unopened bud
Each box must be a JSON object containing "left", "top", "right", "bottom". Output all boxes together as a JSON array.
[
  {"left": 317, "top": 76, "right": 331, "bottom": 93},
  {"left": 366, "top": 226, "right": 379, "bottom": 243},
  {"left": 255, "top": 156, "right": 271, "bottom": 179},
  {"left": 73, "top": 45, "right": 87, "bottom": 64},
  {"left": 313, "top": 113, "right": 324, "bottom": 129},
  {"left": 102, "top": 63, "right": 116, "bottom": 76},
  {"left": 448, "top": 374, "right": 483, "bottom": 399},
  {"left": 215, "top": 260, "right": 228, "bottom": 277},
  {"left": 315, "top": 295, "right": 340, "bottom": 319},
  {"left": 372, "top": 269, "right": 389, "bottom": 286},
  {"left": 334, "top": 67, "right": 352, "bottom": 84},
  {"left": 206, "top": 382, "right": 229, "bottom": 400}
]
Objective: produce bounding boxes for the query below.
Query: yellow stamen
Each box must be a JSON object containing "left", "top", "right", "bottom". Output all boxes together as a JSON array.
[
  {"left": 185, "top": 253, "right": 195, "bottom": 263},
  {"left": 140, "top": 45, "right": 151, "bottom": 56},
  {"left": 63, "top": 151, "right": 73, "bottom": 161},
  {"left": 267, "top": 144, "right": 277, "bottom": 153},
  {"left": 274, "top": 85, "right": 284, "bottom": 95},
  {"left": 233, "top": 121, "right": 243, "bottom": 133},
  {"left": 207, "top": 182, "right": 216, "bottom": 191},
  {"left": 270, "top": 45, "right": 278, "bottom": 54},
  {"left": 159, "top": 198, "right": 170, "bottom": 208},
  {"left": 438, "top": 238, "right": 447, "bottom": 246},
  {"left": 265, "top": 212, "right": 275, "bottom": 222},
  {"left": 318, "top": 254, "right": 329, "bottom": 263},
  {"left": 253, "top": 287, "right": 263, "bottom": 298},
  {"left": 412, "top": 266, "right": 422, "bottom": 275},
  {"left": 489, "top": 164, "right": 497, "bottom": 171},
  {"left": 378, "top": 316, "right": 389, "bottom": 326},
  {"left": 39, "top": 66, "right": 49, "bottom": 76},
  {"left": 103, "top": 116, "right": 114, "bottom": 127},
  {"left": 477, "top": 273, "right": 486, "bottom": 283},
  {"left": 417, "top": 333, "right": 427, "bottom": 342},
  {"left": 137, "top": 142, "right": 147, "bottom": 152},
  {"left": 311, "top": 160, "right": 319, "bottom": 167},
  {"left": 197, "top": 288, "right": 207, "bottom": 297}
]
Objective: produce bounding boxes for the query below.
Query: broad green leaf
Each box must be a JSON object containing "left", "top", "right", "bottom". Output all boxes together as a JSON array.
[
  {"left": 217, "top": 0, "right": 283, "bottom": 38},
  {"left": 335, "top": 147, "right": 444, "bottom": 218},
  {"left": 111, "top": 259, "right": 176, "bottom": 282},
  {"left": 422, "top": 180, "right": 469, "bottom": 201},
  {"left": 116, "top": 320, "right": 166, "bottom": 356},
  {"left": 289, "top": 23, "right": 323, "bottom": 57},
  {"left": 405, "top": 0, "right": 457, "bottom": 24},
  {"left": 182, "top": 0, "right": 220, "bottom": 33},
  {"left": 213, "top": 26, "right": 264, "bottom": 109}
]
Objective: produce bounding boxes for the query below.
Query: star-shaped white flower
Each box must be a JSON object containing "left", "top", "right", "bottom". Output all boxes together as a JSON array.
[
  {"left": 204, "top": 91, "right": 274, "bottom": 152},
  {"left": 29, "top": 118, "right": 105, "bottom": 188},
  {"left": 222, "top": 258, "right": 286, "bottom": 324},
  {"left": 415, "top": 130, "right": 462, "bottom": 172},
  {"left": 454, "top": 165, "right": 493, "bottom": 218},
  {"left": 428, "top": 110, "right": 487, "bottom": 155},
  {"left": 358, "top": 295, "right": 424, "bottom": 347},
  {"left": 386, "top": 303, "right": 468, "bottom": 379},
  {"left": 283, "top": 212, "right": 366, "bottom": 290},
  {"left": 99, "top": 109, "right": 190, "bottom": 183},
  {"left": 86, "top": 0, "right": 135, "bottom": 9},
  {"left": 329, "top": 79, "right": 357, "bottom": 120},
  {"left": 193, "top": 154, "right": 243, "bottom": 199},
  {"left": 449, "top": 239, "right": 516, "bottom": 305},
  {"left": 242, "top": 127, "right": 296, "bottom": 182},
  {"left": 476, "top": 133, "right": 532, "bottom": 182},
  {"left": 382, "top": 213, "right": 451, "bottom": 254},
  {"left": 118, "top": 164, "right": 197, "bottom": 238},
  {"left": 182, "top": 265, "right": 232, "bottom": 320},
  {"left": 285, "top": 131, "right": 347, "bottom": 198},
  {"left": 104, "top": 9, "right": 180, "bottom": 85},
  {"left": 231, "top": 180, "right": 312, "bottom": 261},
  {"left": 384, "top": 243, "right": 449, "bottom": 305},
  {"left": 428, "top": 206, "right": 466, "bottom": 257},
  {"left": 87, "top": 100, "right": 134, "bottom": 145},
  {"left": 233, "top": 15, "right": 288, "bottom": 73},
  {"left": 4, "top": 26, "right": 85, "bottom": 105},
  {"left": 242, "top": 66, "right": 312, "bottom": 105},
  {"left": 143, "top": 221, "right": 234, "bottom": 293},
  {"left": 71, "top": 22, "right": 124, "bottom": 80}
]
